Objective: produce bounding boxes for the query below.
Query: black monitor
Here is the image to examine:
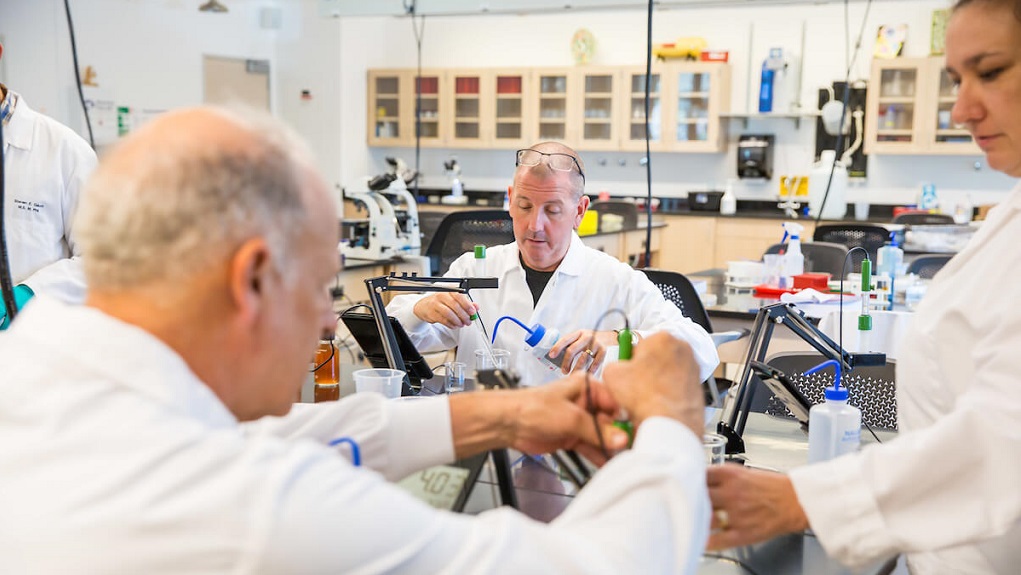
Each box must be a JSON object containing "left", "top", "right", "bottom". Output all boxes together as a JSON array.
[{"left": 340, "top": 310, "right": 434, "bottom": 385}]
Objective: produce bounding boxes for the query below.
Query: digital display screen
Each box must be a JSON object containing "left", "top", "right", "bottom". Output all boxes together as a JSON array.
[{"left": 397, "top": 465, "right": 472, "bottom": 510}]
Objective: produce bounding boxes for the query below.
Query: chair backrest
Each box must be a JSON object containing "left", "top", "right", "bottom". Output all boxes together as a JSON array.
[
  {"left": 812, "top": 224, "right": 891, "bottom": 270},
  {"left": 749, "top": 352, "right": 898, "bottom": 430},
  {"left": 639, "top": 268, "right": 713, "bottom": 333},
  {"left": 892, "top": 211, "right": 956, "bottom": 225},
  {"left": 417, "top": 211, "right": 450, "bottom": 255},
  {"left": 764, "top": 241, "right": 850, "bottom": 277},
  {"left": 424, "top": 210, "right": 515, "bottom": 275},
  {"left": 589, "top": 200, "right": 638, "bottom": 232},
  {"left": 906, "top": 253, "right": 954, "bottom": 279}
]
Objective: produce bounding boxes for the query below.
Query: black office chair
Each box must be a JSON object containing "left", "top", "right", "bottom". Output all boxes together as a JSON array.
[
  {"left": 892, "top": 211, "right": 956, "bottom": 225},
  {"left": 906, "top": 254, "right": 954, "bottom": 279},
  {"left": 641, "top": 268, "right": 749, "bottom": 406},
  {"left": 812, "top": 223, "right": 891, "bottom": 271},
  {"left": 588, "top": 200, "right": 638, "bottom": 232},
  {"left": 417, "top": 211, "right": 450, "bottom": 255},
  {"left": 424, "top": 210, "right": 515, "bottom": 275},
  {"left": 763, "top": 241, "right": 850, "bottom": 278},
  {"left": 748, "top": 352, "right": 898, "bottom": 431}
]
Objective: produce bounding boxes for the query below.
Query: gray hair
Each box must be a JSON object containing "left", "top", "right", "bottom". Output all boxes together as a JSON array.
[{"left": 77, "top": 107, "right": 316, "bottom": 291}]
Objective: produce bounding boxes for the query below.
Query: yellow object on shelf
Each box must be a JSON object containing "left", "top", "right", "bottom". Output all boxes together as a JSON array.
[
  {"left": 653, "top": 37, "right": 707, "bottom": 60},
  {"left": 578, "top": 210, "right": 599, "bottom": 236}
]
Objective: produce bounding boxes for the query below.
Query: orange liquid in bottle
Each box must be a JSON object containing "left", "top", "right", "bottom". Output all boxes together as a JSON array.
[{"left": 313, "top": 341, "right": 340, "bottom": 403}]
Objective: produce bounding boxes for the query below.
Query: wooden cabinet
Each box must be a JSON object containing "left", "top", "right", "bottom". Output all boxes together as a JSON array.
[
  {"left": 367, "top": 63, "right": 730, "bottom": 152},
  {"left": 659, "top": 215, "right": 717, "bottom": 273},
  {"left": 864, "top": 57, "right": 979, "bottom": 155},
  {"left": 445, "top": 70, "right": 532, "bottom": 149},
  {"left": 621, "top": 62, "right": 730, "bottom": 153},
  {"left": 367, "top": 69, "right": 445, "bottom": 147}
]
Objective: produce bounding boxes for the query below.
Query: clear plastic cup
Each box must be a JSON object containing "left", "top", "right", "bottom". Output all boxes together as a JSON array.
[
  {"left": 703, "top": 433, "right": 728, "bottom": 466},
  {"left": 353, "top": 368, "right": 405, "bottom": 399},
  {"left": 434, "top": 361, "right": 467, "bottom": 394},
  {"left": 474, "top": 348, "right": 510, "bottom": 372}
]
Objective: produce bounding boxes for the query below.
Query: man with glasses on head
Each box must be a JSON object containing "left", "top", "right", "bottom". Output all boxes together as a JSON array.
[{"left": 389, "top": 141, "right": 718, "bottom": 387}]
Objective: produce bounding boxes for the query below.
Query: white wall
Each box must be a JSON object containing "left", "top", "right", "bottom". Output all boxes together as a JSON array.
[
  {"left": 0, "top": 0, "right": 344, "bottom": 205},
  {"left": 338, "top": 0, "right": 1017, "bottom": 207},
  {"left": 2, "top": 0, "right": 1016, "bottom": 214}
]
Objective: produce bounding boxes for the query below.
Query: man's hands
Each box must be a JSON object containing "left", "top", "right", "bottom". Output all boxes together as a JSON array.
[
  {"left": 448, "top": 372, "right": 628, "bottom": 465},
  {"left": 601, "top": 332, "right": 704, "bottom": 437},
  {"left": 412, "top": 293, "right": 478, "bottom": 329},
  {"left": 706, "top": 464, "right": 810, "bottom": 549},
  {"left": 547, "top": 329, "right": 618, "bottom": 374}
]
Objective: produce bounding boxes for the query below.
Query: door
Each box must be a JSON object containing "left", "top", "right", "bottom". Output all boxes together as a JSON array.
[{"left": 203, "top": 56, "right": 270, "bottom": 110}]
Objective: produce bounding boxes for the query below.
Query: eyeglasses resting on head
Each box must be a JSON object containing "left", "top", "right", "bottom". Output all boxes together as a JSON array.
[{"left": 515, "top": 149, "right": 586, "bottom": 184}]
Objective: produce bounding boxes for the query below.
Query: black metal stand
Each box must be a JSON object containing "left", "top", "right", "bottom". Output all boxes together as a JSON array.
[
  {"left": 363, "top": 273, "right": 518, "bottom": 508},
  {"left": 719, "top": 302, "right": 885, "bottom": 454}
]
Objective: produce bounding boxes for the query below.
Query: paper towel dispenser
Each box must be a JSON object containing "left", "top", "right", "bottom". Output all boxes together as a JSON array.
[{"left": 737, "top": 134, "right": 775, "bottom": 180}]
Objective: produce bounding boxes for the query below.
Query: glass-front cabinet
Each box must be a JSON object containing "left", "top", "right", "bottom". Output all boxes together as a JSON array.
[
  {"left": 576, "top": 69, "right": 620, "bottom": 151},
  {"left": 366, "top": 69, "right": 444, "bottom": 147},
  {"left": 366, "top": 63, "right": 730, "bottom": 151},
  {"left": 533, "top": 70, "right": 571, "bottom": 142},
  {"left": 622, "top": 62, "right": 729, "bottom": 152},
  {"left": 865, "top": 57, "right": 977, "bottom": 155},
  {"left": 492, "top": 72, "right": 530, "bottom": 148}
]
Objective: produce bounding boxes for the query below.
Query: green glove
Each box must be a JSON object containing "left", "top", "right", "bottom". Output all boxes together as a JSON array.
[{"left": 0, "top": 284, "right": 35, "bottom": 330}]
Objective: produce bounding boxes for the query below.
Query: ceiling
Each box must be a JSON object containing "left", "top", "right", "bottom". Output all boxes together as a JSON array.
[{"left": 319, "top": 0, "right": 858, "bottom": 18}]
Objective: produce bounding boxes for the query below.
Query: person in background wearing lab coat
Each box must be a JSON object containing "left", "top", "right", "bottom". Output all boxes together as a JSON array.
[
  {"left": 0, "top": 41, "right": 97, "bottom": 329},
  {"left": 706, "top": 1, "right": 1021, "bottom": 573},
  {"left": 388, "top": 141, "right": 718, "bottom": 386},
  {"left": 0, "top": 105, "right": 713, "bottom": 573}
]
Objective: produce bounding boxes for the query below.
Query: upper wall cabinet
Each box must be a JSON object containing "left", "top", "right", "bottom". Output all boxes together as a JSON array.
[
  {"left": 445, "top": 70, "right": 532, "bottom": 149},
  {"left": 864, "top": 57, "right": 979, "bottom": 155},
  {"left": 621, "top": 62, "right": 731, "bottom": 153},
  {"left": 367, "top": 63, "right": 730, "bottom": 152},
  {"left": 367, "top": 69, "right": 445, "bottom": 147}
]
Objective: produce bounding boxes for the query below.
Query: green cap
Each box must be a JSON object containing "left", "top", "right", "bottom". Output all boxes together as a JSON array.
[
  {"left": 858, "top": 314, "right": 873, "bottom": 331},
  {"left": 474, "top": 245, "right": 486, "bottom": 259}
]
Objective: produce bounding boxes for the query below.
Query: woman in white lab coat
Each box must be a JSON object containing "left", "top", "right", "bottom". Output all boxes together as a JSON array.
[{"left": 705, "top": 2, "right": 1021, "bottom": 573}]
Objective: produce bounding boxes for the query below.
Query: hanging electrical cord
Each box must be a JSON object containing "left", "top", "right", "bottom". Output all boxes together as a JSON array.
[
  {"left": 814, "top": 0, "right": 873, "bottom": 224},
  {"left": 405, "top": 0, "right": 425, "bottom": 199},
  {"left": 641, "top": 0, "right": 654, "bottom": 267},
  {"left": 63, "top": 0, "right": 95, "bottom": 150}
]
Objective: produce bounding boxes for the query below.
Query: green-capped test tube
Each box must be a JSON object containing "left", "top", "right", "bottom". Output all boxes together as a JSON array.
[{"left": 613, "top": 328, "right": 635, "bottom": 447}]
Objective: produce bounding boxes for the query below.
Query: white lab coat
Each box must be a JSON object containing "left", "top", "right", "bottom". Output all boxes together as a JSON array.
[
  {"left": 0, "top": 296, "right": 710, "bottom": 574},
  {"left": 790, "top": 182, "right": 1021, "bottom": 573},
  {"left": 388, "top": 232, "right": 719, "bottom": 386},
  {"left": 2, "top": 92, "right": 96, "bottom": 303}
]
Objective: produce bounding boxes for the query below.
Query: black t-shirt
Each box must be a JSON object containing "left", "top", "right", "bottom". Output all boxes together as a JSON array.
[{"left": 521, "top": 254, "right": 555, "bottom": 306}]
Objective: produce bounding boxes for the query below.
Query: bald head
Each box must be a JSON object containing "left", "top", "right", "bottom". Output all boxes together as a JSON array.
[
  {"left": 77, "top": 106, "right": 319, "bottom": 294},
  {"left": 513, "top": 141, "right": 586, "bottom": 199}
]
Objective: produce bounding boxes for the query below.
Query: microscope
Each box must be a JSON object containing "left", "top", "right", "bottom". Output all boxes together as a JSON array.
[{"left": 341, "top": 157, "right": 422, "bottom": 261}]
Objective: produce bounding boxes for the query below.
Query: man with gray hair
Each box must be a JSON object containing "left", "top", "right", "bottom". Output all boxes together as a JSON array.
[
  {"left": 389, "top": 141, "right": 718, "bottom": 387},
  {"left": 0, "top": 106, "right": 712, "bottom": 573}
]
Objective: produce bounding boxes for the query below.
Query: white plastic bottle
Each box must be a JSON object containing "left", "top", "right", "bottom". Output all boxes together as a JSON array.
[
  {"left": 780, "top": 222, "right": 804, "bottom": 288},
  {"left": 720, "top": 179, "right": 737, "bottom": 215},
  {"left": 807, "top": 385, "right": 862, "bottom": 464},
  {"left": 523, "top": 323, "right": 591, "bottom": 373},
  {"left": 876, "top": 236, "right": 904, "bottom": 309},
  {"left": 807, "top": 150, "right": 848, "bottom": 220}
]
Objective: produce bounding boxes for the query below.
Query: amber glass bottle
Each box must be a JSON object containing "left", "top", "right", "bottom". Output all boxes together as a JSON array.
[{"left": 313, "top": 338, "right": 340, "bottom": 402}]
